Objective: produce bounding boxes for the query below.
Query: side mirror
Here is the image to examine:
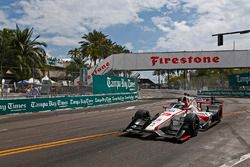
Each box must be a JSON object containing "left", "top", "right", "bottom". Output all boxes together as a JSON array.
[{"left": 163, "top": 105, "right": 167, "bottom": 110}]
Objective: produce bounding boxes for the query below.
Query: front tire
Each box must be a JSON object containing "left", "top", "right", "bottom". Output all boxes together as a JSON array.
[
  {"left": 184, "top": 113, "right": 200, "bottom": 137},
  {"left": 134, "top": 109, "right": 151, "bottom": 120}
]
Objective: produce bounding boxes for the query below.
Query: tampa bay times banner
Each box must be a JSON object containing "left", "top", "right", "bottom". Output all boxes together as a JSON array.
[
  {"left": 198, "top": 90, "right": 250, "bottom": 97},
  {"left": 228, "top": 73, "right": 250, "bottom": 86},
  {"left": 93, "top": 75, "right": 137, "bottom": 94},
  {"left": 0, "top": 93, "right": 138, "bottom": 115}
]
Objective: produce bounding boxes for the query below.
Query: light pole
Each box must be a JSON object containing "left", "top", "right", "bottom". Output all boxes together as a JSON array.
[{"left": 212, "top": 29, "right": 250, "bottom": 46}]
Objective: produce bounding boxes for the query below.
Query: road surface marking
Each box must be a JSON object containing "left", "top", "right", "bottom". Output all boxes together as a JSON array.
[
  {"left": 126, "top": 106, "right": 135, "bottom": 110},
  {"left": 232, "top": 152, "right": 250, "bottom": 167},
  {"left": 223, "top": 110, "right": 250, "bottom": 116},
  {"left": 0, "top": 117, "right": 8, "bottom": 120},
  {"left": 0, "top": 129, "right": 8, "bottom": 132},
  {"left": 220, "top": 152, "right": 250, "bottom": 167},
  {"left": 0, "top": 131, "right": 122, "bottom": 157}
]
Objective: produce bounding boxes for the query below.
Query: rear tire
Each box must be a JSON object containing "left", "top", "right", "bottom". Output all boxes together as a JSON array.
[{"left": 217, "top": 109, "right": 223, "bottom": 122}]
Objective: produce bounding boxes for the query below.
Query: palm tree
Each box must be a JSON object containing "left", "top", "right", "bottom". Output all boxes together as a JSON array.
[
  {"left": 79, "top": 30, "right": 109, "bottom": 65},
  {"left": 0, "top": 28, "right": 15, "bottom": 79},
  {"left": 11, "top": 25, "right": 47, "bottom": 80},
  {"left": 78, "top": 30, "right": 132, "bottom": 79},
  {"left": 112, "top": 44, "right": 130, "bottom": 54},
  {"left": 66, "top": 48, "right": 89, "bottom": 78}
]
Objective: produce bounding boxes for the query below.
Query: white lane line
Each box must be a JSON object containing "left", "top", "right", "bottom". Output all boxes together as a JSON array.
[
  {"left": 232, "top": 153, "right": 250, "bottom": 167},
  {"left": 220, "top": 152, "right": 250, "bottom": 167},
  {"left": 126, "top": 106, "right": 136, "bottom": 110},
  {"left": 0, "top": 129, "right": 8, "bottom": 132},
  {"left": 0, "top": 117, "right": 8, "bottom": 120}
]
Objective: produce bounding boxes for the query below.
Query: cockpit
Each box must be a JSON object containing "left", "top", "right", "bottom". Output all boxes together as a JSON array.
[{"left": 172, "top": 103, "right": 186, "bottom": 109}]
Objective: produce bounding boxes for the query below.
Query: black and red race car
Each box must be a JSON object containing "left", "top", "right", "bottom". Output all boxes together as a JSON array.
[{"left": 123, "top": 95, "right": 223, "bottom": 142}]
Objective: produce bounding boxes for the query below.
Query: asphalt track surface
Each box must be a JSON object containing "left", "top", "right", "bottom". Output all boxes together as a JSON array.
[{"left": 0, "top": 97, "right": 250, "bottom": 167}]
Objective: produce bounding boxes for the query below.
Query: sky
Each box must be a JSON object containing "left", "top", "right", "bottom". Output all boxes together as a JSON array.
[{"left": 1, "top": 0, "right": 250, "bottom": 82}]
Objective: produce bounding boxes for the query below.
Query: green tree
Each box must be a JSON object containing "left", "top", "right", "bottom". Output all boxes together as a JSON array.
[
  {"left": 112, "top": 43, "right": 130, "bottom": 54},
  {"left": 79, "top": 30, "right": 109, "bottom": 65},
  {"left": 79, "top": 30, "right": 130, "bottom": 66},
  {"left": 0, "top": 28, "right": 15, "bottom": 79},
  {"left": 66, "top": 48, "right": 88, "bottom": 78},
  {"left": 11, "top": 25, "right": 47, "bottom": 80}
]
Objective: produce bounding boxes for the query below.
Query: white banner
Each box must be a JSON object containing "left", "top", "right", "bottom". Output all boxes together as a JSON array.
[
  {"left": 87, "top": 50, "right": 250, "bottom": 84},
  {"left": 112, "top": 50, "right": 250, "bottom": 70}
]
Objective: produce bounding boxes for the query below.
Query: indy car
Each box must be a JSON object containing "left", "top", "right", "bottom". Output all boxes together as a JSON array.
[{"left": 123, "top": 95, "right": 223, "bottom": 142}]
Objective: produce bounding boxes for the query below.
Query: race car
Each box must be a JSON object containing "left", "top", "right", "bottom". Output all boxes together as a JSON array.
[{"left": 123, "top": 95, "right": 223, "bottom": 142}]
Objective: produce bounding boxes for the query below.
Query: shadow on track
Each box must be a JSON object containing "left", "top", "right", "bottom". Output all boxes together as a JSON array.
[{"left": 119, "top": 132, "right": 187, "bottom": 144}]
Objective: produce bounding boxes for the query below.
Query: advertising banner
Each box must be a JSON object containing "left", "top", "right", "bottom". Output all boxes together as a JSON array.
[
  {"left": 47, "top": 57, "right": 64, "bottom": 67},
  {"left": 112, "top": 50, "right": 250, "bottom": 70},
  {"left": 87, "top": 56, "right": 112, "bottom": 84},
  {"left": 93, "top": 75, "right": 137, "bottom": 94},
  {"left": 228, "top": 73, "right": 250, "bottom": 86},
  {"left": 0, "top": 93, "right": 138, "bottom": 115},
  {"left": 87, "top": 50, "right": 250, "bottom": 84},
  {"left": 198, "top": 90, "right": 250, "bottom": 97}
]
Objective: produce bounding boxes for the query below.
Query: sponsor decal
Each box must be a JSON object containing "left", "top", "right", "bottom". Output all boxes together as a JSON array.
[
  {"left": 106, "top": 77, "right": 136, "bottom": 90},
  {"left": 88, "top": 62, "right": 110, "bottom": 79},
  {"left": 150, "top": 55, "right": 220, "bottom": 66}
]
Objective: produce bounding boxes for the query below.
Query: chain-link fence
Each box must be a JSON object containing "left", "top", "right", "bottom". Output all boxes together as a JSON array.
[{"left": 0, "top": 83, "right": 93, "bottom": 99}]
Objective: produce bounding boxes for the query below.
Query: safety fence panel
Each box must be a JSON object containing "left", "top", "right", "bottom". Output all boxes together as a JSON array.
[{"left": 0, "top": 92, "right": 138, "bottom": 115}]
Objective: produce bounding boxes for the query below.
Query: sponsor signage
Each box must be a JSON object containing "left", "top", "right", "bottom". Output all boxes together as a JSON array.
[
  {"left": 47, "top": 57, "right": 64, "bottom": 67},
  {"left": 111, "top": 50, "right": 250, "bottom": 70},
  {"left": 87, "top": 50, "right": 250, "bottom": 84},
  {"left": 198, "top": 90, "right": 250, "bottom": 97},
  {"left": 150, "top": 55, "right": 220, "bottom": 66},
  {"left": 0, "top": 93, "right": 138, "bottom": 115},
  {"left": 228, "top": 73, "right": 250, "bottom": 86},
  {"left": 93, "top": 75, "right": 137, "bottom": 94},
  {"left": 87, "top": 56, "right": 112, "bottom": 84}
]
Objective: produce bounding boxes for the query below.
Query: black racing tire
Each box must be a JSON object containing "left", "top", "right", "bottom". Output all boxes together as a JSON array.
[
  {"left": 184, "top": 113, "right": 200, "bottom": 137},
  {"left": 217, "top": 109, "right": 223, "bottom": 122},
  {"left": 134, "top": 109, "right": 151, "bottom": 120},
  {"left": 207, "top": 105, "right": 222, "bottom": 122}
]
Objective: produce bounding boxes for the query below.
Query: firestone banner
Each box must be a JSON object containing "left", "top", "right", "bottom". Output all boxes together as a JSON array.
[
  {"left": 87, "top": 50, "right": 250, "bottom": 84},
  {"left": 111, "top": 50, "right": 250, "bottom": 70}
]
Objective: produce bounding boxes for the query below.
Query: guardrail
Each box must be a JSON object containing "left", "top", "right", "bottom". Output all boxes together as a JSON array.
[{"left": 0, "top": 92, "right": 138, "bottom": 115}]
